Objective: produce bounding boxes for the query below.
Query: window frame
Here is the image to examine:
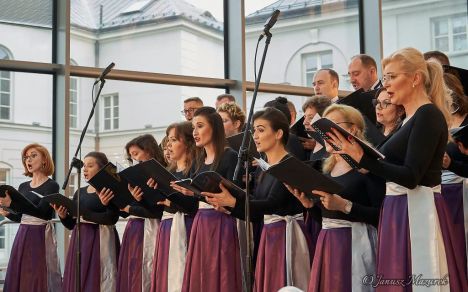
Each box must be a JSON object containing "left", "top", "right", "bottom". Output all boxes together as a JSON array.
[{"left": 432, "top": 13, "right": 468, "bottom": 53}]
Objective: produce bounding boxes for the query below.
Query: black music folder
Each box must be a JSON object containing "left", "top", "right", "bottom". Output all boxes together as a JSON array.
[
  {"left": 227, "top": 131, "right": 261, "bottom": 159},
  {"left": 119, "top": 160, "right": 168, "bottom": 203},
  {"left": 265, "top": 156, "right": 343, "bottom": 200},
  {"left": 450, "top": 124, "right": 468, "bottom": 145},
  {"left": 174, "top": 171, "right": 246, "bottom": 200},
  {"left": 310, "top": 117, "right": 385, "bottom": 169},
  {"left": 0, "top": 185, "right": 38, "bottom": 214},
  {"left": 41, "top": 194, "right": 77, "bottom": 216},
  {"left": 87, "top": 162, "right": 136, "bottom": 209},
  {"left": 290, "top": 116, "right": 310, "bottom": 140}
]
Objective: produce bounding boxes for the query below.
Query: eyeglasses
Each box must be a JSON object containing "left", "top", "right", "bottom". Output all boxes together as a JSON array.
[
  {"left": 382, "top": 72, "right": 407, "bottom": 83},
  {"left": 22, "top": 153, "right": 39, "bottom": 161},
  {"left": 335, "top": 121, "right": 354, "bottom": 126},
  {"left": 180, "top": 108, "right": 197, "bottom": 115},
  {"left": 372, "top": 99, "right": 393, "bottom": 109}
]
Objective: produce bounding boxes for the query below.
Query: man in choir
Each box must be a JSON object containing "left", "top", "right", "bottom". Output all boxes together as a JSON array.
[
  {"left": 348, "top": 54, "right": 382, "bottom": 91},
  {"left": 182, "top": 97, "right": 203, "bottom": 121},
  {"left": 215, "top": 93, "right": 236, "bottom": 108},
  {"left": 423, "top": 50, "right": 450, "bottom": 66},
  {"left": 312, "top": 68, "right": 340, "bottom": 102}
]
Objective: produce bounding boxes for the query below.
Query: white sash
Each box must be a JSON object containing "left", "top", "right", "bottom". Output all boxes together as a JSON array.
[
  {"left": 386, "top": 182, "right": 449, "bottom": 292},
  {"left": 142, "top": 218, "right": 159, "bottom": 291},
  {"left": 159, "top": 211, "right": 187, "bottom": 292},
  {"left": 99, "top": 225, "right": 118, "bottom": 292},
  {"left": 322, "top": 218, "right": 376, "bottom": 292},
  {"left": 264, "top": 214, "right": 310, "bottom": 291}
]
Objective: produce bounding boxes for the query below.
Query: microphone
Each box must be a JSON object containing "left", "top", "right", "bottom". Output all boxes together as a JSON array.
[
  {"left": 94, "top": 62, "right": 115, "bottom": 84},
  {"left": 261, "top": 10, "right": 280, "bottom": 38}
]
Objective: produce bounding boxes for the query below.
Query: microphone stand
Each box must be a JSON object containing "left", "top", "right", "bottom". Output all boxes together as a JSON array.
[
  {"left": 62, "top": 78, "right": 108, "bottom": 292},
  {"left": 233, "top": 31, "right": 273, "bottom": 292}
]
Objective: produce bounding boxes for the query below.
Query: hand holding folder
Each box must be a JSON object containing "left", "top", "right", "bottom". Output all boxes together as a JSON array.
[
  {"left": 265, "top": 156, "right": 343, "bottom": 200},
  {"left": 310, "top": 117, "right": 385, "bottom": 169},
  {"left": 87, "top": 162, "right": 136, "bottom": 209},
  {"left": 0, "top": 185, "right": 40, "bottom": 214}
]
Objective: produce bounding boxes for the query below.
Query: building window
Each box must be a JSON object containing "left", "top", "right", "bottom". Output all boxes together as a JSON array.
[
  {"left": 303, "top": 51, "right": 333, "bottom": 87},
  {"left": 0, "top": 47, "right": 11, "bottom": 121},
  {"left": 70, "top": 76, "right": 78, "bottom": 129},
  {"left": 432, "top": 14, "right": 468, "bottom": 52},
  {"left": 103, "top": 94, "right": 119, "bottom": 131}
]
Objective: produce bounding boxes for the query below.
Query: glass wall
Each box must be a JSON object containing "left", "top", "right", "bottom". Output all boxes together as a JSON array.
[
  {"left": 382, "top": 0, "right": 468, "bottom": 68},
  {"left": 70, "top": 0, "right": 225, "bottom": 78},
  {"left": 245, "top": 0, "right": 361, "bottom": 91}
]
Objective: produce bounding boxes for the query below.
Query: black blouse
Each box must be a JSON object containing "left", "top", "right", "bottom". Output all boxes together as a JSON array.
[
  {"left": 8, "top": 178, "right": 59, "bottom": 222},
  {"left": 360, "top": 104, "right": 448, "bottom": 188},
  {"left": 318, "top": 170, "right": 385, "bottom": 227},
  {"left": 231, "top": 154, "right": 305, "bottom": 221},
  {"left": 60, "top": 186, "right": 120, "bottom": 230}
]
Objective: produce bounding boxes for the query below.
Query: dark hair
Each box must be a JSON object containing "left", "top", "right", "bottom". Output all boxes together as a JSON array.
[
  {"left": 351, "top": 54, "right": 377, "bottom": 69},
  {"left": 302, "top": 95, "right": 332, "bottom": 115},
  {"left": 264, "top": 96, "right": 292, "bottom": 124},
  {"left": 316, "top": 68, "right": 340, "bottom": 86},
  {"left": 444, "top": 73, "right": 468, "bottom": 116},
  {"left": 166, "top": 122, "right": 198, "bottom": 176},
  {"left": 84, "top": 151, "right": 109, "bottom": 169},
  {"left": 374, "top": 87, "right": 406, "bottom": 135},
  {"left": 184, "top": 97, "right": 204, "bottom": 105},
  {"left": 423, "top": 50, "right": 450, "bottom": 66},
  {"left": 193, "top": 106, "right": 227, "bottom": 171},
  {"left": 253, "top": 107, "right": 290, "bottom": 145},
  {"left": 125, "top": 134, "right": 167, "bottom": 166},
  {"left": 216, "top": 94, "right": 236, "bottom": 102}
]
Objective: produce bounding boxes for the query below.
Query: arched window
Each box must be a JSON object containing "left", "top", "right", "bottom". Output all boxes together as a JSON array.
[{"left": 0, "top": 46, "right": 11, "bottom": 121}]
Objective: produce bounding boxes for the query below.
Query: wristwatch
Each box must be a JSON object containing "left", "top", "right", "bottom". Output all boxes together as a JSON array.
[{"left": 343, "top": 199, "right": 353, "bottom": 214}]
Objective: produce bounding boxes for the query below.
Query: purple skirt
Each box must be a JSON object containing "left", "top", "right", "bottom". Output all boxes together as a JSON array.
[
  {"left": 151, "top": 215, "right": 194, "bottom": 292},
  {"left": 377, "top": 194, "right": 467, "bottom": 292},
  {"left": 308, "top": 228, "right": 352, "bottom": 292},
  {"left": 62, "top": 223, "right": 120, "bottom": 292},
  {"left": 181, "top": 209, "right": 242, "bottom": 292},
  {"left": 441, "top": 183, "right": 467, "bottom": 280},
  {"left": 117, "top": 218, "right": 145, "bottom": 292},
  {"left": 254, "top": 220, "right": 312, "bottom": 292},
  {"left": 304, "top": 210, "right": 321, "bottom": 261},
  {"left": 4, "top": 224, "right": 61, "bottom": 292}
]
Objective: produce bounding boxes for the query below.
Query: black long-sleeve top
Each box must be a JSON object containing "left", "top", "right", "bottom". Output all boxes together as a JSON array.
[
  {"left": 360, "top": 104, "right": 448, "bottom": 188},
  {"left": 231, "top": 154, "right": 305, "bottom": 221},
  {"left": 190, "top": 147, "right": 239, "bottom": 182},
  {"left": 60, "top": 186, "right": 120, "bottom": 230},
  {"left": 7, "top": 178, "right": 59, "bottom": 222},
  {"left": 317, "top": 170, "right": 385, "bottom": 228}
]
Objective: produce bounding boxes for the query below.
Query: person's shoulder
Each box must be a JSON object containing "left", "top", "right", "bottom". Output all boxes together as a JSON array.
[
  {"left": 223, "top": 147, "right": 238, "bottom": 159},
  {"left": 46, "top": 178, "right": 60, "bottom": 189},
  {"left": 416, "top": 103, "right": 446, "bottom": 123}
]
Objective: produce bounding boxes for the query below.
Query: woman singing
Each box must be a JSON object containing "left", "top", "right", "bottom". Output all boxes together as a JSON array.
[
  {"left": 57, "top": 151, "right": 120, "bottom": 292},
  {"left": 329, "top": 48, "right": 466, "bottom": 291},
  {"left": 1, "top": 143, "right": 61, "bottom": 292}
]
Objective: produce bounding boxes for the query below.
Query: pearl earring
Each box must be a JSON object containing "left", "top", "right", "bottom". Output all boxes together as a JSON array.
[{"left": 412, "top": 83, "right": 415, "bottom": 88}]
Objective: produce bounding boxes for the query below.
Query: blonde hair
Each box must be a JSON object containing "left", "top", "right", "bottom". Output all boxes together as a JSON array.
[
  {"left": 21, "top": 143, "right": 54, "bottom": 177},
  {"left": 321, "top": 105, "right": 366, "bottom": 173},
  {"left": 217, "top": 102, "right": 246, "bottom": 129},
  {"left": 382, "top": 47, "right": 452, "bottom": 123}
]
